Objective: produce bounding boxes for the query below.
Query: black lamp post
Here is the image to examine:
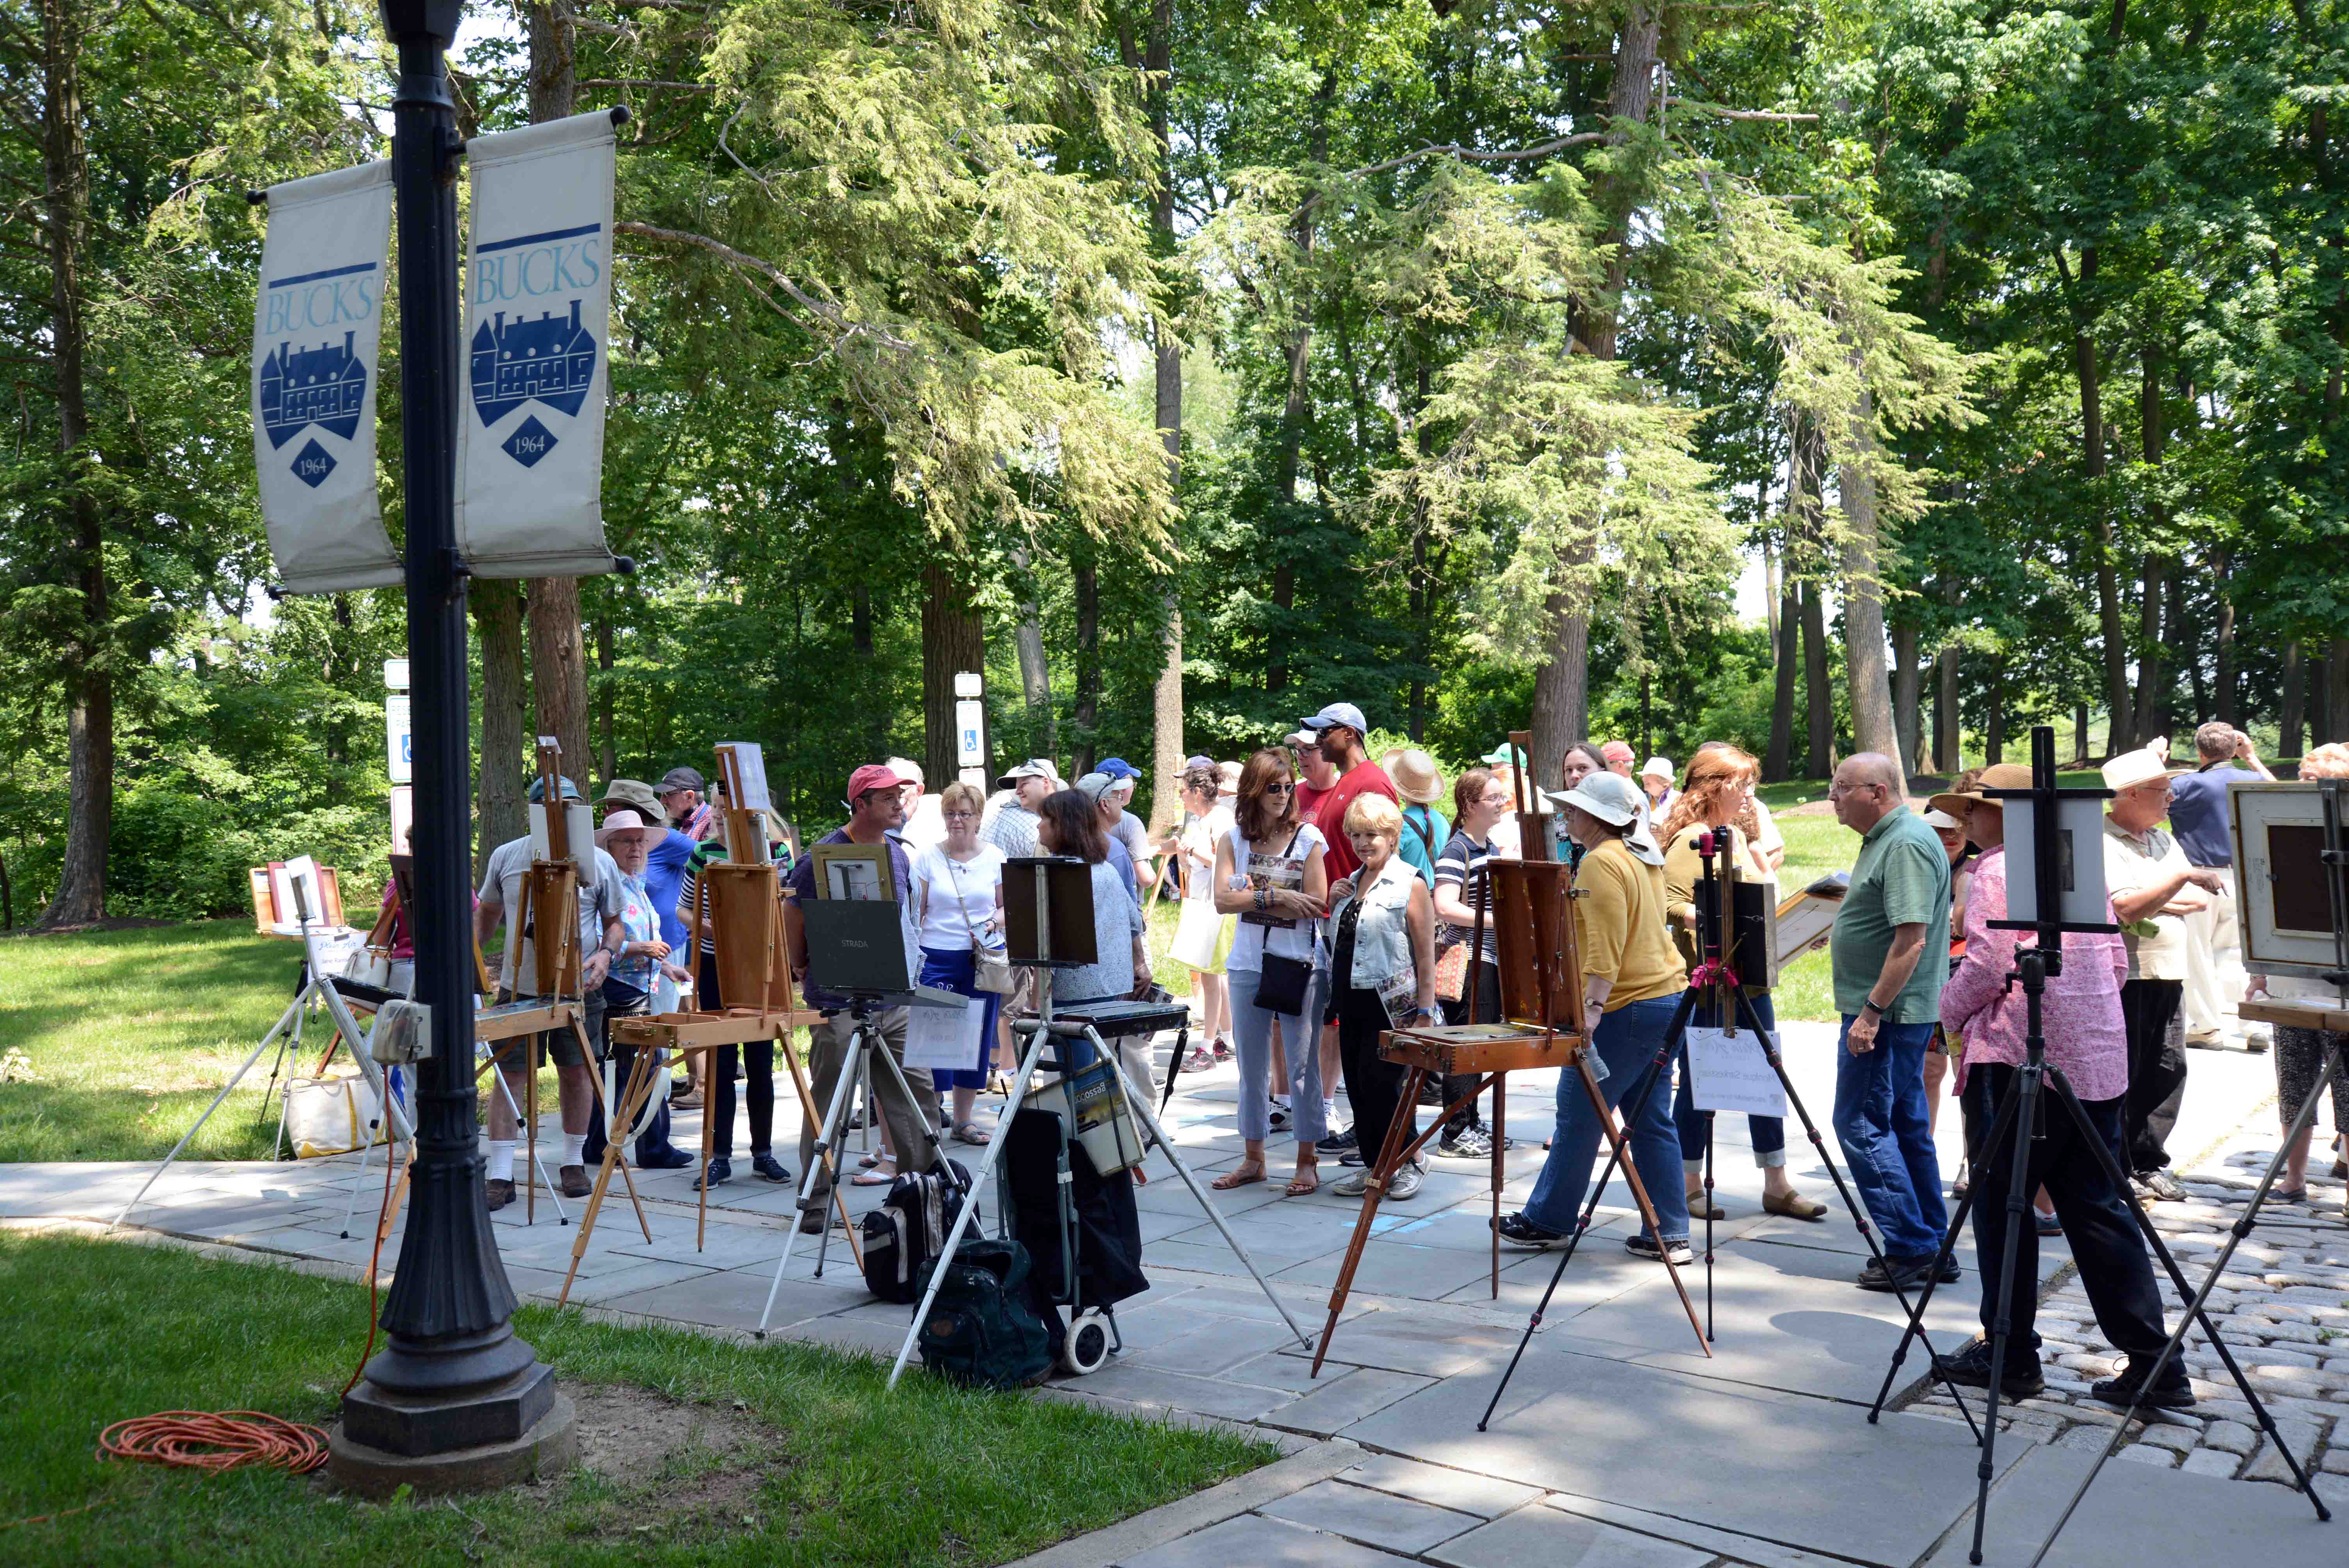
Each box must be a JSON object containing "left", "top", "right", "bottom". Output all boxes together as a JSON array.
[{"left": 330, "top": 0, "right": 574, "bottom": 1491}]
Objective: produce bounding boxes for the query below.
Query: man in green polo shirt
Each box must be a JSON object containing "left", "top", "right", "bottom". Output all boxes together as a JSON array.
[{"left": 1827, "top": 752, "right": 1953, "bottom": 1294}]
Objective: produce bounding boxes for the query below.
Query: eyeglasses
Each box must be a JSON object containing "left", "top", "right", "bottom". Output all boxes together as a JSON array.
[
  {"left": 943, "top": 810, "right": 976, "bottom": 821},
  {"left": 1263, "top": 781, "right": 1296, "bottom": 795}
]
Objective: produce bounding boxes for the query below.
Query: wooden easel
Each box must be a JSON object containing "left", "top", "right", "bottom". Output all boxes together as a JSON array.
[
  {"left": 503, "top": 738, "right": 644, "bottom": 1231},
  {"left": 557, "top": 744, "right": 838, "bottom": 1308},
  {"left": 1308, "top": 858, "right": 1712, "bottom": 1376}
]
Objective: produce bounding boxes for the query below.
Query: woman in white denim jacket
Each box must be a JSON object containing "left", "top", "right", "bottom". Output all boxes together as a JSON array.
[{"left": 1324, "top": 793, "right": 1438, "bottom": 1200}]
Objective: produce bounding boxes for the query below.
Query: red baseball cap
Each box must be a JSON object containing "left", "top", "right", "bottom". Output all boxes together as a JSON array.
[{"left": 846, "top": 763, "right": 907, "bottom": 803}]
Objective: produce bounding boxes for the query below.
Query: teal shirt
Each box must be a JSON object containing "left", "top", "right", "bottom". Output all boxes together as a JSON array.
[
  {"left": 1830, "top": 807, "right": 1951, "bottom": 1023},
  {"left": 1398, "top": 804, "right": 1448, "bottom": 886}
]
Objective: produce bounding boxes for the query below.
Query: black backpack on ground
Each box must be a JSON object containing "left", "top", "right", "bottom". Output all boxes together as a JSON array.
[
  {"left": 916, "top": 1238, "right": 1054, "bottom": 1390},
  {"left": 859, "top": 1159, "right": 973, "bottom": 1305}
]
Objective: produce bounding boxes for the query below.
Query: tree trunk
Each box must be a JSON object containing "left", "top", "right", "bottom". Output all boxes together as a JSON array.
[
  {"left": 37, "top": 0, "right": 108, "bottom": 929},
  {"left": 1891, "top": 615, "right": 1921, "bottom": 776},
  {"left": 526, "top": 579, "right": 592, "bottom": 782},
  {"left": 1763, "top": 540, "right": 1780, "bottom": 654},
  {"left": 2173, "top": 568, "right": 2203, "bottom": 723},
  {"left": 1008, "top": 542, "right": 1054, "bottom": 762},
  {"left": 1071, "top": 549, "right": 1100, "bottom": 775},
  {"left": 2330, "top": 640, "right": 2349, "bottom": 746},
  {"left": 1802, "top": 582, "right": 1833, "bottom": 779},
  {"left": 2074, "top": 703, "right": 2091, "bottom": 768},
  {"left": 520, "top": 0, "right": 591, "bottom": 785},
  {"left": 594, "top": 610, "right": 615, "bottom": 789},
  {"left": 1531, "top": 598, "right": 1591, "bottom": 789},
  {"left": 920, "top": 561, "right": 985, "bottom": 788},
  {"left": 472, "top": 583, "right": 529, "bottom": 872},
  {"left": 2212, "top": 551, "right": 2237, "bottom": 725},
  {"left": 1934, "top": 577, "right": 1961, "bottom": 775},
  {"left": 1764, "top": 573, "right": 1799, "bottom": 782},
  {"left": 2283, "top": 640, "right": 2305, "bottom": 757},
  {"left": 1985, "top": 657, "right": 2006, "bottom": 764},
  {"left": 1146, "top": 0, "right": 1184, "bottom": 828},
  {"left": 2131, "top": 554, "right": 2165, "bottom": 743},
  {"left": 1836, "top": 397, "right": 1900, "bottom": 764},
  {"left": 2067, "top": 248, "right": 2130, "bottom": 755}
]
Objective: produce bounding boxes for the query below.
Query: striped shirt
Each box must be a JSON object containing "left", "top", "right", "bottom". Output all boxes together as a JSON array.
[{"left": 1434, "top": 828, "right": 1500, "bottom": 965}]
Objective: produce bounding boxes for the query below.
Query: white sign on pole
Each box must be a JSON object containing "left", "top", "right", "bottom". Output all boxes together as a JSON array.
[
  {"left": 385, "top": 693, "right": 413, "bottom": 784},
  {"left": 383, "top": 658, "right": 410, "bottom": 690},
  {"left": 1685, "top": 1027, "right": 1788, "bottom": 1119},
  {"left": 456, "top": 111, "right": 620, "bottom": 579},
  {"left": 250, "top": 160, "right": 401, "bottom": 594},
  {"left": 904, "top": 993, "right": 987, "bottom": 1072},
  {"left": 955, "top": 700, "right": 986, "bottom": 766}
]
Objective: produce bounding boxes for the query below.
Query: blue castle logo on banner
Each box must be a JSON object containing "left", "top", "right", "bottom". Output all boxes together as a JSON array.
[
  {"left": 469, "top": 300, "right": 597, "bottom": 429},
  {"left": 257, "top": 331, "right": 367, "bottom": 451}
]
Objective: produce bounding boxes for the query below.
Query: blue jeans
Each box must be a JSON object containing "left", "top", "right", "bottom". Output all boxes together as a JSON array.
[
  {"left": 1523, "top": 995, "right": 1690, "bottom": 1243},
  {"left": 1674, "top": 992, "right": 1787, "bottom": 1169},
  {"left": 1832, "top": 1016, "right": 1947, "bottom": 1259}
]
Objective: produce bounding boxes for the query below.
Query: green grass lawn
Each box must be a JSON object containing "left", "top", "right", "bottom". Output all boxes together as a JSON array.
[
  {"left": 0, "top": 1231, "right": 1274, "bottom": 1564},
  {"left": 0, "top": 922, "right": 306, "bottom": 1163}
]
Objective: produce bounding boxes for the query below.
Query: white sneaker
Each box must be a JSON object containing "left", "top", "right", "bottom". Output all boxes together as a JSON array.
[
  {"left": 1387, "top": 1164, "right": 1423, "bottom": 1200},
  {"left": 1330, "top": 1167, "right": 1371, "bottom": 1197}
]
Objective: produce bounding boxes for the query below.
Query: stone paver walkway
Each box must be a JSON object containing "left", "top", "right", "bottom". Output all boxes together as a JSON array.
[{"left": 7, "top": 1021, "right": 2344, "bottom": 1566}]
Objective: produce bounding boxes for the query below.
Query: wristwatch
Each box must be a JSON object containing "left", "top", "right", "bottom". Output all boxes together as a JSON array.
[{"left": 1860, "top": 999, "right": 1885, "bottom": 1019}]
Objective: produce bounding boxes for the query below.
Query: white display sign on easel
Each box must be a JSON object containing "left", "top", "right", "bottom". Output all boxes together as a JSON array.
[
  {"left": 904, "top": 994, "right": 986, "bottom": 1071},
  {"left": 718, "top": 741, "right": 772, "bottom": 813},
  {"left": 1686, "top": 1027, "right": 1788, "bottom": 1119}
]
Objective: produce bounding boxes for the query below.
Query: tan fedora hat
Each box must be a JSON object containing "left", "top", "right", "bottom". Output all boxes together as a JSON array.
[{"left": 1928, "top": 762, "right": 2033, "bottom": 819}]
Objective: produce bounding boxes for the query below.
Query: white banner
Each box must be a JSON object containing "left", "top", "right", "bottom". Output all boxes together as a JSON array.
[
  {"left": 456, "top": 112, "right": 619, "bottom": 579},
  {"left": 1686, "top": 1027, "right": 1789, "bottom": 1120},
  {"left": 251, "top": 161, "right": 400, "bottom": 594}
]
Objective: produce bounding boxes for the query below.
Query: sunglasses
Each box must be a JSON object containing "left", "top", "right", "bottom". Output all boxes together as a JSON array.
[{"left": 1263, "top": 780, "right": 1296, "bottom": 794}]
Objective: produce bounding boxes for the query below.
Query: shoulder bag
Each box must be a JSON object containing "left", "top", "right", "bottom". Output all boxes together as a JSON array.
[
  {"left": 1244, "top": 827, "right": 1313, "bottom": 1014},
  {"left": 946, "top": 853, "right": 1016, "bottom": 994}
]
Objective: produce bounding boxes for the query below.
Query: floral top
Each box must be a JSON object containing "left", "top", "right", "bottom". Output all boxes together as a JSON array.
[
  {"left": 607, "top": 871, "right": 661, "bottom": 993},
  {"left": 1939, "top": 846, "right": 2129, "bottom": 1101}
]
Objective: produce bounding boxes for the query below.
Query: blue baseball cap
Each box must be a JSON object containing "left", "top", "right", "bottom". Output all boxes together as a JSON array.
[
  {"left": 1096, "top": 756, "right": 1142, "bottom": 780},
  {"left": 527, "top": 775, "right": 583, "bottom": 804}
]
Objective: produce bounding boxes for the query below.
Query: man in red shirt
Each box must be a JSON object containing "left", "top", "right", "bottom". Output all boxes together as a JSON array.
[
  {"left": 1302, "top": 702, "right": 1396, "bottom": 884},
  {"left": 1287, "top": 727, "right": 1338, "bottom": 823}
]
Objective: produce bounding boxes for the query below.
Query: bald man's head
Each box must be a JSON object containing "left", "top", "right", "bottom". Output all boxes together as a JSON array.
[{"left": 1830, "top": 752, "right": 1905, "bottom": 832}]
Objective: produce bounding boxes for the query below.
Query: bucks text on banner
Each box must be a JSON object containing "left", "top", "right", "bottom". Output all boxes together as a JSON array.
[
  {"left": 250, "top": 162, "right": 401, "bottom": 595},
  {"left": 455, "top": 110, "right": 620, "bottom": 579}
]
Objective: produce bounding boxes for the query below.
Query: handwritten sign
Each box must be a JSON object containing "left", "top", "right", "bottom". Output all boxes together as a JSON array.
[
  {"left": 1685, "top": 1026, "right": 1788, "bottom": 1119},
  {"left": 904, "top": 992, "right": 987, "bottom": 1071}
]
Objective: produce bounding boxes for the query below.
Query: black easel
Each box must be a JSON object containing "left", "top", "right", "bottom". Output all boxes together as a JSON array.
[
  {"left": 1864, "top": 725, "right": 2330, "bottom": 1565},
  {"left": 1479, "top": 826, "right": 1985, "bottom": 1438}
]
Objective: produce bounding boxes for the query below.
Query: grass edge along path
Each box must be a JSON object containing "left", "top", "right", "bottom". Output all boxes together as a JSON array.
[{"left": 0, "top": 1230, "right": 1276, "bottom": 1566}]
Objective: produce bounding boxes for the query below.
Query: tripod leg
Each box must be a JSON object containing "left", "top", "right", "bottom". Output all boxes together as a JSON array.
[
  {"left": 557, "top": 1048, "right": 658, "bottom": 1308},
  {"left": 2027, "top": 1058, "right": 2339, "bottom": 1566},
  {"left": 112, "top": 1005, "right": 299, "bottom": 1227},
  {"left": 814, "top": 1041, "right": 873, "bottom": 1279},
  {"left": 1582, "top": 1053, "right": 1711, "bottom": 1359},
  {"left": 865, "top": 1016, "right": 957, "bottom": 1183},
  {"left": 1158, "top": 1021, "right": 1187, "bottom": 1117},
  {"left": 485, "top": 1058, "right": 568, "bottom": 1224},
  {"left": 886, "top": 1028, "right": 1058, "bottom": 1388},
  {"left": 1476, "top": 1030, "right": 1687, "bottom": 1434},
  {"left": 1964, "top": 1058, "right": 2046, "bottom": 1566},
  {"left": 1702, "top": 1104, "right": 1715, "bottom": 1342},
  {"left": 1312, "top": 1065, "right": 1429, "bottom": 1377},
  {"left": 775, "top": 1034, "right": 861, "bottom": 1269},
  {"left": 525, "top": 1027, "right": 539, "bottom": 1226},
  {"left": 757, "top": 1020, "right": 869, "bottom": 1335},
  {"left": 572, "top": 1013, "right": 652, "bottom": 1244},
  {"left": 1097, "top": 1029, "right": 1313, "bottom": 1349},
  {"left": 1492, "top": 1073, "right": 1504, "bottom": 1300}
]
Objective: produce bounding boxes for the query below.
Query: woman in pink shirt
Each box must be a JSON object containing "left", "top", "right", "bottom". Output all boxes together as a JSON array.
[{"left": 1929, "top": 779, "right": 2190, "bottom": 1411}]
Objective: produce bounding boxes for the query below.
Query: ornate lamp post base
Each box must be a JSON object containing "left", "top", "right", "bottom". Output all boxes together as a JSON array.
[{"left": 331, "top": 1380, "right": 575, "bottom": 1499}]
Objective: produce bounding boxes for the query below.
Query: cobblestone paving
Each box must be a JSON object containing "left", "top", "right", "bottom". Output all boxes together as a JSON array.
[{"left": 1903, "top": 1128, "right": 2349, "bottom": 1504}]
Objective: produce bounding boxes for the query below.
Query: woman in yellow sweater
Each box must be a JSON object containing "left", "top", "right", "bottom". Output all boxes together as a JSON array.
[{"left": 1495, "top": 772, "right": 1693, "bottom": 1263}]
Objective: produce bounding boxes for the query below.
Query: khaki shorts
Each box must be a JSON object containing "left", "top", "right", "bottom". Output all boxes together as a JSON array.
[{"left": 486, "top": 990, "right": 599, "bottom": 1071}]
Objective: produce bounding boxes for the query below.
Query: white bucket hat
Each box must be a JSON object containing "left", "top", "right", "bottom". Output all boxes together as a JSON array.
[{"left": 2100, "top": 750, "right": 2169, "bottom": 792}]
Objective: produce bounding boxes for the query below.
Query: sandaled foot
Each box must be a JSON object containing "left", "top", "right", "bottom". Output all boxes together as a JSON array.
[
  {"left": 1285, "top": 1158, "right": 1319, "bottom": 1197},
  {"left": 1212, "top": 1162, "right": 1266, "bottom": 1190}
]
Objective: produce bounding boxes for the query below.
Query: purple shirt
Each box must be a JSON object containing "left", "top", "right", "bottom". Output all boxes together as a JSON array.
[{"left": 1940, "top": 846, "right": 2130, "bottom": 1102}]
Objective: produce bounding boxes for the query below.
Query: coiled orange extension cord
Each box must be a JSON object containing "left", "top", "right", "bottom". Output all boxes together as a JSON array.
[{"left": 97, "top": 1411, "right": 331, "bottom": 1475}]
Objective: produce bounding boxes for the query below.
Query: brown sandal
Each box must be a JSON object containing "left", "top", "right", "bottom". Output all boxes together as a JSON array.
[
  {"left": 1212, "top": 1162, "right": 1266, "bottom": 1191},
  {"left": 1285, "top": 1157, "right": 1319, "bottom": 1197}
]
